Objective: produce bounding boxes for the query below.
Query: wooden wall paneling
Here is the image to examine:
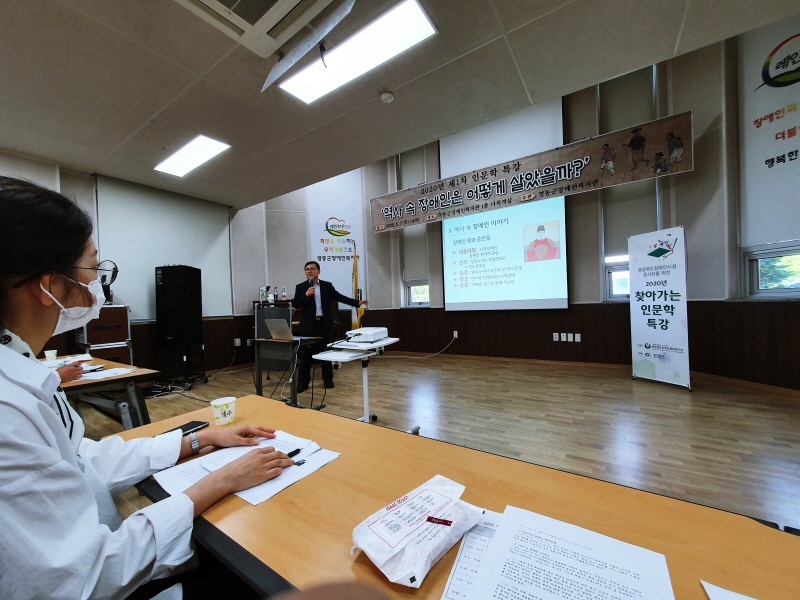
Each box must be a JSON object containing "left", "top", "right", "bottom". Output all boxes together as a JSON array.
[
  {"left": 130, "top": 322, "right": 158, "bottom": 369},
  {"left": 736, "top": 303, "right": 775, "bottom": 383},
  {"left": 686, "top": 301, "right": 711, "bottom": 375},
  {"left": 37, "top": 300, "right": 800, "bottom": 389},
  {"left": 774, "top": 302, "right": 800, "bottom": 390},
  {"left": 364, "top": 301, "right": 800, "bottom": 390}
]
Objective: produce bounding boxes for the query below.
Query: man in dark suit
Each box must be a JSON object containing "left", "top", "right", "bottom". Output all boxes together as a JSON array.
[{"left": 292, "top": 261, "right": 367, "bottom": 392}]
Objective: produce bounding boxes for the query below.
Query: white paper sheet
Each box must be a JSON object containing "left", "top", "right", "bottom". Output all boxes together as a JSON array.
[
  {"left": 40, "top": 353, "right": 92, "bottom": 368},
  {"left": 152, "top": 431, "right": 337, "bottom": 506},
  {"left": 441, "top": 510, "right": 503, "bottom": 600},
  {"left": 702, "top": 581, "right": 758, "bottom": 600},
  {"left": 235, "top": 447, "right": 339, "bottom": 505},
  {"left": 77, "top": 367, "right": 135, "bottom": 380},
  {"left": 469, "top": 506, "right": 675, "bottom": 600}
]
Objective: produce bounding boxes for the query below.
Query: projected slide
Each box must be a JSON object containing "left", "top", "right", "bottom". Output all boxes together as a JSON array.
[{"left": 443, "top": 197, "right": 568, "bottom": 311}]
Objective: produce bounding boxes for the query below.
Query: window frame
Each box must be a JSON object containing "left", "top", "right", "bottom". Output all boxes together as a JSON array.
[
  {"left": 404, "top": 279, "right": 430, "bottom": 307},
  {"left": 604, "top": 262, "right": 631, "bottom": 302},
  {"left": 741, "top": 240, "right": 800, "bottom": 299}
]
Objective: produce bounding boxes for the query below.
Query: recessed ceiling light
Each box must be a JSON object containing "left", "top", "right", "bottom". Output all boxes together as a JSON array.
[
  {"left": 154, "top": 135, "right": 230, "bottom": 177},
  {"left": 604, "top": 255, "right": 630, "bottom": 264},
  {"left": 280, "top": 0, "right": 436, "bottom": 104}
]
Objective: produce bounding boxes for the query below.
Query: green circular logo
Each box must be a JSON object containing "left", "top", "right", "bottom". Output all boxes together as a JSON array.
[{"left": 761, "top": 33, "right": 800, "bottom": 88}]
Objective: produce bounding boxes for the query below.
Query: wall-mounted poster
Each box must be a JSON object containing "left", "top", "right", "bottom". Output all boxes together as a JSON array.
[
  {"left": 739, "top": 14, "right": 800, "bottom": 247},
  {"left": 628, "top": 226, "right": 691, "bottom": 390}
]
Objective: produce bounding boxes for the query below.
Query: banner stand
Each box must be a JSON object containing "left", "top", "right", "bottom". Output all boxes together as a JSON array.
[{"left": 628, "top": 226, "right": 691, "bottom": 390}]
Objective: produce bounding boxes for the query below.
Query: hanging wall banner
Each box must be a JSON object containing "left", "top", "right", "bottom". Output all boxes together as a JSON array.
[
  {"left": 628, "top": 226, "right": 691, "bottom": 389},
  {"left": 306, "top": 169, "right": 365, "bottom": 306},
  {"left": 370, "top": 112, "right": 693, "bottom": 232}
]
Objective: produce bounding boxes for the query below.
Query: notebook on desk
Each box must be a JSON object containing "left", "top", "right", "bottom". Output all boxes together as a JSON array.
[{"left": 263, "top": 319, "right": 314, "bottom": 342}]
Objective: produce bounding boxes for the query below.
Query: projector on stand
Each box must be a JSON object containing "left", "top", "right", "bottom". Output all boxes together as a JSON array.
[{"left": 346, "top": 327, "right": 389, "bottom": 343}]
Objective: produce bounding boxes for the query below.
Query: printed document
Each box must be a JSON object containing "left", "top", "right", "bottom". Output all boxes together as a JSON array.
[
  {"left": 469, "top": 506, "right": 675, "bottom": 600},
  {"left": 441, "top": 510, "right": 502, "bottom": 600},
  {"left": 153, "top": 430, "right": 338, "bottom": 505}
]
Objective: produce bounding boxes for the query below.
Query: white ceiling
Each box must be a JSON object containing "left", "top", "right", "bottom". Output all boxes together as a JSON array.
[{"left": 1, "top": 0, "right": 798, "bottom": 209}]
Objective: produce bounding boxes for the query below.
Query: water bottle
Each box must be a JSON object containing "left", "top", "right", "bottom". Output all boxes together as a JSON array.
[{"left": 281, "top": 287, "right": 287, "bottom": 300}]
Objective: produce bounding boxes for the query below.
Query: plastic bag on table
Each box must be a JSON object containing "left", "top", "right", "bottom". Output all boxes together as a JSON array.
[{"left": 350, "top": 474, "right": 483, "bottom": 588}]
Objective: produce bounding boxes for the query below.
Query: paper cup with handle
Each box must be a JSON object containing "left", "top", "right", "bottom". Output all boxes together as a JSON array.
[{"left": 211, "top": 397, "right": 236, "bottom": 425}]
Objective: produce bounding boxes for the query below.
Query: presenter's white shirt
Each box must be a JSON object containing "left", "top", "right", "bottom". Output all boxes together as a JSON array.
[
  {"left": 314, "top": 280, "right": 322, "bottom": 316},
  {"left": 0, "top": 330, "right": 193, "bottom": 600}
]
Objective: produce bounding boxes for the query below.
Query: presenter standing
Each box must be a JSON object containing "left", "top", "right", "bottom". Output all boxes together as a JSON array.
[{"left": 292, "top": 261, "right": 366, "bottom": 392}]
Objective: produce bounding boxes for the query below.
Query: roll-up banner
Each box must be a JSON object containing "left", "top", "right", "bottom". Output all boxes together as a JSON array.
[{"left": 628, "top": 226, "right": 691, "bottom": 390}]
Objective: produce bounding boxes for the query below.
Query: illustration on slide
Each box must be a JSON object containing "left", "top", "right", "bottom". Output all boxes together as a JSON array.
[{"left": 523, "top": 221, "right": 561, "bottom": 262}]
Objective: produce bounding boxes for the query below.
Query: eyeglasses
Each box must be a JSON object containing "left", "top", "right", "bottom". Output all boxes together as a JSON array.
[
  {"left": 75, "top": 260, "right": 119, "bottom": 285},
  {"left": 11, "top": 260, "right": 119, "bottom": 289}
]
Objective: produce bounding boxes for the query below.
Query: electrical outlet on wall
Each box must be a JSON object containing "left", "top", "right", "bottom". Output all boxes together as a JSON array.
[
  {"left": 553, "top": 333, "right": 559, "bottom": 341},
  {"left": 575, "top": 334, "right": 581, "bottom": 342},
  {"left": 234, "top": 338, "right": 241, "bottom": 347},
  {"left": 453, "top": 331, "right": 458, "bottom": 339},
  {"left": 567, "top": 333, "right": 574, "bottom": 342},
  {"left": 560, "top": 333, "right": 567, "bottom": 342}
]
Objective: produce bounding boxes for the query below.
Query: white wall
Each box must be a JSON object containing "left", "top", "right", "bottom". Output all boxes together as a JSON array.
[
  {"left": 264, "top": 188, "right": 308, "bottom": 300},
  {"left": 0, "top": 149, "right": 59, "bottom": 191},
  {"left": 96, "top": 175, "right": 233, "bottom": 320},
  {"left": 231, "top": 202, "right": 268, "bottom": 315},
  {"left": 439, "top": 98, "right": 563, "bottom": 178}
]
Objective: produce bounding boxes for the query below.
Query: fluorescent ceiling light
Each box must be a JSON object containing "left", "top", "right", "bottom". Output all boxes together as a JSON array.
[
  {"left": 280, "top": 0, "right": 436, "bottom": 104},
  {"left": 605, "top": 255, "right": 630, "bottom": 264},
  {"left": 154, "top": 135, "right": 230, "bottom": 177}
]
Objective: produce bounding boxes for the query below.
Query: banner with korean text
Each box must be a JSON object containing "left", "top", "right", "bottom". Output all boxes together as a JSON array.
[
  {"left": 370, "top": 112, "right": 693, "bottom": 232},
  {"left": 628, "top": 226, "right": 691, "bottom": 389},
  {"left": 306, "top": 169, "right": 365, "bottom": 307}
]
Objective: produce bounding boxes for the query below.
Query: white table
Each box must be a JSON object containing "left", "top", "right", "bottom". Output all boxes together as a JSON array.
[{"left": 313, "top": 337, "right": 404, "bottom": 426}]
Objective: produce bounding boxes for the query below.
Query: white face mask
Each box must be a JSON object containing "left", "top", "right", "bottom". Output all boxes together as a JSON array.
[{"left": 40, "top": 278, "right": 105, "bottom": 336}]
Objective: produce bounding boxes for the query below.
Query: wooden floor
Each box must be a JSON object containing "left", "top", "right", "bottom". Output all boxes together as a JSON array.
[{"left": 79, "top": 353, "right": 800, "bottom": 528}]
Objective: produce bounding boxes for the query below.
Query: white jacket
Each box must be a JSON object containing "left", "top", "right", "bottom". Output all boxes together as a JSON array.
[{"left": 0, "top": 330, "right": 194, "bottom": 600}]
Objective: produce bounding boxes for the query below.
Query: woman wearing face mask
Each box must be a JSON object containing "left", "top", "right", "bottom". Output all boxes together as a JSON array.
[{"left": 0, "top": 177, "right": 295, "bottom": 600}]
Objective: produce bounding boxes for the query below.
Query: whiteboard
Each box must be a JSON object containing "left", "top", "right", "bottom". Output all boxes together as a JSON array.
[{"left": 96, "top": 175, "right": 232, "bottom": 320}]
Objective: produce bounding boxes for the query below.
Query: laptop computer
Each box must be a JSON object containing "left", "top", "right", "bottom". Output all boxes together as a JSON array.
[{"left": 264, "top": 319, "right": 314, "bottom": 341}]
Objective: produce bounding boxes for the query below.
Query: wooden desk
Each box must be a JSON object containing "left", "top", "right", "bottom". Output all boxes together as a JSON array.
[
  {"left": 62, "top": 358, "right": 159, "bottom": 429},
  {"left": 119, "top": 396, "right": 800, "bottom": 600}
]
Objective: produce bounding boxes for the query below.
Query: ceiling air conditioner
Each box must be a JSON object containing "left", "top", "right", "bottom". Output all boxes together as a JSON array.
[{"left": 173, "top": 0, "right": 337, "bottom": 58}]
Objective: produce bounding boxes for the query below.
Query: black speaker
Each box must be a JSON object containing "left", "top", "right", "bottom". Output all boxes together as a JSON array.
[{"left": 155, "top": 265, "right": 203, "bottom": 348}]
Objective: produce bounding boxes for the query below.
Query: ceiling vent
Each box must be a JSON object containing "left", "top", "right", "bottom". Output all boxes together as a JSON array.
[{"left": 173, "top": 0, "right": 337, "bottom": 58}]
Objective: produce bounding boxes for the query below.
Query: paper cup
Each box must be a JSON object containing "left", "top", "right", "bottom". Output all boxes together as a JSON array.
[
  {"left": 211, "top": 397, "right": 236, "bottom": 425},
  {"left": 44, "top": 350, "right": 57, "bottom": 360}
]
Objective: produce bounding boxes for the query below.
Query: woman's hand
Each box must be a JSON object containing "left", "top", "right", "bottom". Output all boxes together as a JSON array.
[
  {"left": 57, "top": 362, "right": 86, "bottom": 382},
  {"left": 184, "top": 447, "right": 293, "bottom": 516},
  {"left": 203, "top": 424, "right": 276, "bottom": 449},
  {"left": 180, "top": 424, "right": 276, "bottom": 460}
]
